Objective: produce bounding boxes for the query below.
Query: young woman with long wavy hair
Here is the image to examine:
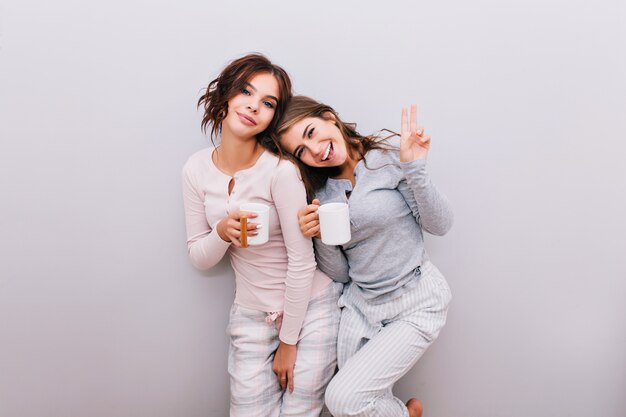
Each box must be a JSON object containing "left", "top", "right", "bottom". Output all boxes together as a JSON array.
[{"left": 273, "top": 96, "right": 454, "bottom": 417}]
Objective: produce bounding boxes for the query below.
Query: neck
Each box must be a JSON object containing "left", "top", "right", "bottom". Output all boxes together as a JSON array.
[
  {"left": 214, "top": 127, "right": 264, "bottom": 176},
  {"left": 335, "top": 153, "right": 360, "bottom": 183}
]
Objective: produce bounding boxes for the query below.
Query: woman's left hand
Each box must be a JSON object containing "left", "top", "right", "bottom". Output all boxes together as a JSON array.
[
  {"left": 273, "top": 341, "right": 297, "bottom": 393},
  {"left": 400, "top": 104, "right": 431, "bottom": 162}
]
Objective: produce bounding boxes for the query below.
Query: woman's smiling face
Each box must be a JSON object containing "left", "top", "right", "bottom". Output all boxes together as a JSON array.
[
  {"left": 221, "top": 72, "right": 279, "bottom": 138},
  {"left": 280, "top": 116, "right": 349, "bottom": 168}
]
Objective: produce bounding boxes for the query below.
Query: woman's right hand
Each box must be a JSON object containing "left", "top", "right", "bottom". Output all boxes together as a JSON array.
[
  {"left": 298, "top": 199, "right": 321, "bottom": 239},
  {"left": 216, "top": 210, "right": 259, "bottom": 247}
]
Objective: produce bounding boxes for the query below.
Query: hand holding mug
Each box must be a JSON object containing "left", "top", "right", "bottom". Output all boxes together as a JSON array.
[
  {"left": 217, "top": 210, "right": 259, "bottom": 247},
  {"left": 298, "top": 199, "right": 321, "bottom": 239}
]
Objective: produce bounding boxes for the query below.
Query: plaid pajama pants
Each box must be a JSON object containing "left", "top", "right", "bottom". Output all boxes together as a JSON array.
[
  {"left": 227, "top": 282, "right": 343, "bottom": 417},
  {"left": 325, "top": 261, "right": 452, "bottom": 417}
]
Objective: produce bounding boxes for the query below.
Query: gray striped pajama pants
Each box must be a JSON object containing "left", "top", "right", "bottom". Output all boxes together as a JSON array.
[
  {"left": 227, "top": 282, "right": 343, "bottom": 417},
  {"left": 325, "top": 261, "right": 452, "bottom": 417}
]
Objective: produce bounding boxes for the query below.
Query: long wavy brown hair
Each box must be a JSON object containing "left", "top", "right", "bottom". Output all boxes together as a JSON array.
[
  {"left": 272, "top": 96, "right": 396, "bottom": 200},
  {"left": 198, "top": 53, "right": 292, "bottom": 151}
]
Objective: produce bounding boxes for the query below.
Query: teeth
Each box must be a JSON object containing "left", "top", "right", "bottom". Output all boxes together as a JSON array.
[{"left": 322, "top": 143, "right": 331, "bottom": 161}]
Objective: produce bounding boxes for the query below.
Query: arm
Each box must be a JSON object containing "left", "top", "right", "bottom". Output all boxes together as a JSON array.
[
  {"left": 397, "top": 104, "right": 453, "bottom": 236},
  {"left": 271, "top": 161, "right": 317, "bottom": 344},
  {"left": 297, "top": 198, "right": 350, "bottom": 283},
  {"left": 270, "top": 161, "right": 318, "bottom": 392},
  {"left": 398, "top": 158, "right": 453, "bottom": 236},
  {"left": 313, "top": 238, "right": 350, "bottom": 283},
  {"left": 181, "top": 161, "right": 231, "bottom": 270}
]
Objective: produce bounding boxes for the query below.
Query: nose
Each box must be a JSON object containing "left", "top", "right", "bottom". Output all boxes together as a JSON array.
[
  {"left": 314, "top": 143, "right": 326, "bottom": 160},
  {"left": 246, "top": 101, "right": 258, "bottom": 113}
]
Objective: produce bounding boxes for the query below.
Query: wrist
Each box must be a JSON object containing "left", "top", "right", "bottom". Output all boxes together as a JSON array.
[{"left": 278, "top": 340, "right": 296, "bottom": 349}]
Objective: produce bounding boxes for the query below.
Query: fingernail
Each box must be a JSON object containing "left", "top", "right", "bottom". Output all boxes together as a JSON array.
[{"left": 255, "top": 225, "right": 262, "bottom": 229}]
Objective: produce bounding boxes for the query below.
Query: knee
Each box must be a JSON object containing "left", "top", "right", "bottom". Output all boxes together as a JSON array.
[{"left": 325, "top": 377, "right": 360, "bottom": 417}]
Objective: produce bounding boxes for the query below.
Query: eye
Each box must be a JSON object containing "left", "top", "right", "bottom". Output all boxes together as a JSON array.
[
  {"left": 294, "top": 147, "right": 304, "bottom": 160},
  {"left": 307, "top": 127, "right": 315, "bottom": 139},
  {"left": 263, "top": 101, "right": 275, "bottom": 109},
  {"left": 241, "top": 88, "right": 251, "bottom": 96}
]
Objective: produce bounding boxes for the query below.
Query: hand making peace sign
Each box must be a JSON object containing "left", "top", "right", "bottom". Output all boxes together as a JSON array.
[{"left": 400, "top": 104, "right": 431, "bottom": 163}]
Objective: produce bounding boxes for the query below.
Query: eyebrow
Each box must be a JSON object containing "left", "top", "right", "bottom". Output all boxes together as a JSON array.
[
  {"left": 302, "top": 123, "right": 312, "bottom": 139},
  {"left": 245, "top": 82, "right": 279, "bottom": 103}
]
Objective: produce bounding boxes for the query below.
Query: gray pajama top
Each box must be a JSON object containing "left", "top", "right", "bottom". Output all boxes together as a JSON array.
[{"left": 313, "top": 138, "right": 453, "bottom": 303}]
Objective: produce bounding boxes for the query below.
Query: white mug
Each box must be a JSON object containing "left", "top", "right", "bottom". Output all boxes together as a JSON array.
[
  {"left": 240, "top": 203, "right": 270, "bottom": 246},
  {"left": 318, "top": 202, "right": 351, "bottom": 245}
]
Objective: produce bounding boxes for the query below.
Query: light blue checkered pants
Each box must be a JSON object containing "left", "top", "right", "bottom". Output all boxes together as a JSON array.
[
  {"left": 325, "top": 261, "right": 452, "bottom": 417},
  {"left": 227, "top": 282, "right": 342, "bottom": 417}
]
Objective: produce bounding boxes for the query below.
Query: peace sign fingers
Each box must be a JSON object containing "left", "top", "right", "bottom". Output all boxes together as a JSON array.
[
  {"left": 401, "top": 106, "right": 409, "bottom": 137},
  {"left": 399, "top": 103, "right": 430, "bottom": 163},
  {"left": 410, "top": 104, "right": 418, "bottom": 133}
]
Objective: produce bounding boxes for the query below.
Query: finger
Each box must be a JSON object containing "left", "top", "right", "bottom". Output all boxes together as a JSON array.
[
  {"left": 416, "top": 124, "right": 424, "bottom": 136},
  {"left": 299, "top": 213, "right": 318, "bottom": 229},
  {"left": 240, "top": 217, "right": 248, "bottom": 248},
  {"left": 241, "top": 210, "right": 258, "bottom": 219},
  {"left": 311, "top": 198, "right": 321, "bottom": 205},
  {"left": 305, "top": 224, "right": 320, "bottom": 238},
  {"left": 298, "top": 205, "right": 315, "bottom": 219},
  {"left": 304, "top": 211, "right": 319, "bottom": 223},
  {"left": 401, "top": 107, "right": 408, "bottom": 135},
  {"left": 233, "top": 210, "right": 258, "bottom": 220},
  {"left": 279, "top": 374, "right": 287, "bottom": 391},
  {"left": 421, "top": 134, "right": 431, "bottom": 144},
  {"left": 306, "top": 203, "right": 320, "bottom": 214},
  {"left": 304, "top": 219, "right": 319, "bottom": 231},
  {"left": 229, "top": 230, "right": 242, "bottom": 248},
  {"left": 410, "top": 104, "right": 417, "bottom": 132},
  {"left": 229, "top": 218, "right": 241, "bottom": 232},
  {"left": 288, "top": 368, "right": 294, "bottom": 393},
  {"left": 246, "top": 222, "right": 261, "bottom": 231}
]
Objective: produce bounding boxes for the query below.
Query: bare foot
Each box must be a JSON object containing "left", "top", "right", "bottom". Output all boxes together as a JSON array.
[{"left": 406, "top": 398, "right": 423, "bottom": 417}]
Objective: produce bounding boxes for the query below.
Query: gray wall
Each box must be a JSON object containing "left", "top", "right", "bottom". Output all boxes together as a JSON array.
[{"left": 1, "top": 0, "right": 624, "bottom": 416}]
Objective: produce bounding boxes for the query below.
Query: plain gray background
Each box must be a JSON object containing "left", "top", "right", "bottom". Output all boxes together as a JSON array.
[{"left": 1, "top": 0, "right": 625, "bottom": 416}]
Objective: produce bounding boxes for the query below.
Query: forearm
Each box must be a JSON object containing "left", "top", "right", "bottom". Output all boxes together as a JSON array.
[
  {"left": 401, "top": 158, "right": 453, "bottom": 235},
  {"left": 182, "top": 162, "right": 231, "bottom": 270},
  {"left": 273, "top": 161, "right": 317, "bottom": 344},
  {"left": 313, "top": 238, "right": 350, "bottom": 283},
  {"left": 187, "top": 225, "right": 231, "bottom": 270}
]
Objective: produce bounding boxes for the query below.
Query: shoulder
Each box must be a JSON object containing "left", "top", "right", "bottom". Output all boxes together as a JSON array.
[
  {"left": 259, "top": 150, "right": 298, "bottom": 175},
  {"left": 182, "top": 147, "right": 213, "bottom": 176},
  {"left": 365, "top": 136, "right": 401, "bottom": 165},
  {"left": 269, "top": 154, "right": 302, "bottom": 184}
]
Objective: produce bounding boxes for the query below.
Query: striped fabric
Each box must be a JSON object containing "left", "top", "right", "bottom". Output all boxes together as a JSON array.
[
  {"left": 227, "top": 282, "right": 342, "bottom": 417},
  {"left": 325, "top": 261, "right": 451, "bottom": 417}
]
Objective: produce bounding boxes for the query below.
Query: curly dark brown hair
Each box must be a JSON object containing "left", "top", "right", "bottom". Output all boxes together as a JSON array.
[{"left": 197, "top": 53, "right": 292, "bottom": 151}]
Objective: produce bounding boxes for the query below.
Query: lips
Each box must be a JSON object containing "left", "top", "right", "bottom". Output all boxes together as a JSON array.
[
  {"left": 321, "top": 142, "right": 334, "bottom": 161},
  {"left": 236, "top": 112, "right": 257, "bottom": 126}
]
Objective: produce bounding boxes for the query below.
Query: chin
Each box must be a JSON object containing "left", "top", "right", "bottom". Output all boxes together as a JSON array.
[{"left": 330, "top": 154, "right": 347, "bottom": 167}]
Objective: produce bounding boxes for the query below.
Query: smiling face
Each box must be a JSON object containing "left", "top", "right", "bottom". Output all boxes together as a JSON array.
[
  {"left": 280, "top": 116, "right": 350, "bottom": 168},
  {"left": 221, "top": 72, "right": 280, "bottom": 139}
]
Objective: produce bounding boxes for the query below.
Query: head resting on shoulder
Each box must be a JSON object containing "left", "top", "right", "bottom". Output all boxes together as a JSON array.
[{"left": 272, "top": 95, "right": 391, "bottom": 199}]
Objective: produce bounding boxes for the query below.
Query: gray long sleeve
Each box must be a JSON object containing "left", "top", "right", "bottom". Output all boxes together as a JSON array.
[
  {"left": 314, "top": 137, "right": 452, "bottom": 301},
  {"left": 313, "top": 238, "right": 350, "bottom": 283}
]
